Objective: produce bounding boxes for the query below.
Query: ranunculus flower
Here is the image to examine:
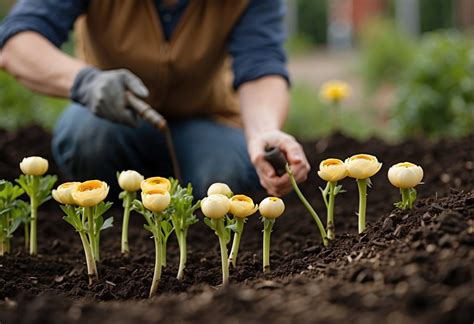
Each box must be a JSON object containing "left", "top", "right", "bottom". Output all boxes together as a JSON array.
[
  {"left": 71, "top": 180, "right": 109, "bottom": 207},
  {"left": 345, "top": 154, "right": 382, "bottom": 179},
  {"left": 388, "top": 162, "right": 424, "bottom": 189},
  {"left": 320, "top": 80, "right": 351, "bottom": 103},
  {"left": 52, "top": 182, "right": 80, "bottom": 205},
  {"left": 317, "top": 158, "right": 348, "bottom": 182},
  {"left": 118, "top": 170, "right": 144, "bottom": 192},
  {"left": 229, "top": 195, "right": 258, "bottom": 218},
  {"left": 201, "top": 194, "right": 230, "bottom": 219},
  {"left": 141, "top": 177, "right": 171, "bottom": 192},
  {"left": 259, "top": 197, "right": 285, "bottom": 219},
  {"left": 19, "top": 156, "right": 49, "bottom": 176},
  {"left": 207, "top": 183, "right": 233, "bottom": 198},
  {"left": 141, "top": 188, "right": 171, "bottom": 212}
]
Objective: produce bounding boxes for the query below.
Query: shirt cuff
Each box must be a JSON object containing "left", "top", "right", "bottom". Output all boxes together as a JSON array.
[{"left": 233, "top": 60, "right": 290, "bottom": 89}]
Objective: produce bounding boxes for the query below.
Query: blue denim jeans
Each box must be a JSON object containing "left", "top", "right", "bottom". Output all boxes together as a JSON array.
[{"left": 52, "top": 104, "right": 261, "bottom": 198}]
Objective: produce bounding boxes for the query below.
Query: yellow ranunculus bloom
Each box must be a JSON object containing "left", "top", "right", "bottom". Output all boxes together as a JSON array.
[
  {"left": 52, "top": 182, "right": 80, "bottom": 205},
  {"left": 71, "top": 180, "right": 109, "bottom": 207},
  {"left": 141, "top": 188, "right": 171, "bottom": 212},
  {"left": 259, "top": 197, "right": 285, "bottom": 219},
  {"left": 19, "top": 156, "right": 49, "bottom": 176},
  {"left": 388, "top": 162, "right": 424, "bottom": 189},
  {"left": 141, "top": 177, "right": 171, "bottom": 192},
  {"left": 317, "top": 158, "right": 348, "bottom": 182},
  {"left": 207, "top": 182, "right": 233, "bottom": 197},
  {"left": 201, "top": 194, "right": 230, "bottom": 219},
  {"left": 345, "top": 154, "right": 382, "bottom": 179},
  {"left": 229, "top": 195, "right": 258, "bottom": 218},
  {"left": 118, "top": 170, "right": 144, "bottom": 192},
  {"left": 320, "top": 80, "right": 351, "bottom": 103}
]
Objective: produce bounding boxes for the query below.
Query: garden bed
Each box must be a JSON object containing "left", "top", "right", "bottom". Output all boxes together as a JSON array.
[{"left": 0, "top": 126, "right": 473, "bottom": 324}]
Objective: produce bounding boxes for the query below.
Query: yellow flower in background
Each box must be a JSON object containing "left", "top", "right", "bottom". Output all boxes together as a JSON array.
[
  {"left": 201, "top": 194, "right": 230, "bottom": 219},
  {"left": 207, "top": 182, "right": 233, "bottom": 198},
  {"left": 52, "top": 182, "right": 80, "bottom": 205},
  {"left": 141, "top": 188, "right": 171, "bottom": 212},
  {"left": 141, "top": 177, "right": 171, "bottom": 192},
  {"left": 118, "top": 170, "right": 144, "bottom": 192},
  {"left": 259, "top": 197, "right": 285, "bottom": 219},
  {"left": 317, "top": 158, "right": 348, "bottom": 182},
  {"left": 229, "top": 195, "right": 258, "bottom": 218},
  {"left": 71, "top": 180, "right": 109, "bottom": 207},
  {"left": 320, "top": 80, "right": 351, "bottom": 104},
  {"left": 345, "top": 154, "right": 382, "bottom": 179},
  {"left": 19, "top": 156, "right": 49, "bottom": 176},
  {"left": 388, "top": 162, "right": 424, "bottom": 189}
]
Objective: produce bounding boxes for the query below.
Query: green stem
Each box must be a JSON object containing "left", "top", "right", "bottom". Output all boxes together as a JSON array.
[
  {"left": 262, "top": 218, "right": 274, "bottom": 272},
  {"left": 400, "top": 188, "right": 410, "bottom": 210},
  {"left": 327, "top": 181, "right": 336, "bottom": 240},
  {"left": 85, "top": 207, "right": 98, "bottom": 262},
  {"left": 149, "top": 214, "right": 163, "bottom": 297},
  {"left": 213, "top": 218, "right": 229, "bottom": 286},
  {"left": 79, "top": 231, "right": 98, "bottom": 285},
  {"left": 29, "top": 197, "right": 38, "bottom": 255},
  {"left": 5, "top": 237, "right": 10, "bottom": 254},
  {"left": 357, "top": 179, "right": 368, "bottom": 234},
  {"left": 228, "top": 218, "right": 245, "bottom": 268},
  {"left": 286, "top": 165, "right": 328, "bottom": 247},
  {"left": 121, "top": 191, "right": 134, "bottom": 255},
  {"left": 176, "top": 230, "right": 187, "bottom": 280},
  {"left": 161, "top": 236, "right": 167, "bottom": 268},
  {"left": 0, "top": 241, "right": 5, "bottom": 256}
]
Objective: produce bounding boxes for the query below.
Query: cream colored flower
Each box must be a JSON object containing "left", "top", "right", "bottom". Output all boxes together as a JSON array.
[
  {"left": 320, "top": 80, "right": 351, "bottom": 103},
  {"left": 201, "top": 194, "right": 230, "bottom": 219},
  {"left": 388, "top": 162, "right": 424, "bottom": 189},
  {"left": 19, "top": 156, "right": 49, "bottom": 176},
  {"left": 118, "top": 170, "right": 144, "bottom": 192},
  {"left": 259, "top": 197, "right": 285, "bottom": 219},
  {"left": 71, "top": 180, "right": 109, "bottom": 207},
  {"left": 229, "top": 195, "right": 258, "bottom": 218},
  {"left": 317, "top": 158, "right": 348, "bottom": 182},
  {"left": 207, "top": 183, "right": 233, "bottom": 198},
  {"left": 141, "top": 177, "right": 171, "bottom": 192},
  {"left": 141, "top": 188, "right": 171, "bottom": 212},
  {"left": 345, "top": 154, "right": 382, "bottom": 179},
  {"left": 52, "top": 182, "right": 80, "bottom": 205}
]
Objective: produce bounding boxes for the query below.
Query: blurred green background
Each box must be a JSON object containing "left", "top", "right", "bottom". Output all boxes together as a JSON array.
[{"left": 0, "top": 0, "right": 473, "bottom": 141}]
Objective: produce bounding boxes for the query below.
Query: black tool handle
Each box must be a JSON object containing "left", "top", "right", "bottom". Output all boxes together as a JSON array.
[
  {"left": 263, "top": 146, "right": 288, "bottom": 177},
  {"left": 126, "top": 92, "right": 167, "bottom": 130}
]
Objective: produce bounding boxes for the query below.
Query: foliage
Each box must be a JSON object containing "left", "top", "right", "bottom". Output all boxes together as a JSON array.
[
  {"left": 393, "top": 31, "right": 474, "bottom": 138},
  {"left": 16, "top": 174, "right": 57, "bottom": 207},
  {"left": 295, "top": 0, "right": 327, "bottom": 45}
]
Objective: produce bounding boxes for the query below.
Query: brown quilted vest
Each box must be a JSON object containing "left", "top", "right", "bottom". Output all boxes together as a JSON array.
[{"left": 75, "top": 0, "right": 250, "bottom": 127}]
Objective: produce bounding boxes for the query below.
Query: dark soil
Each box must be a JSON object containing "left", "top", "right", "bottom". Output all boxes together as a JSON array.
[{"left": 0, "top": 126, "right": 473, "bottom": 324}]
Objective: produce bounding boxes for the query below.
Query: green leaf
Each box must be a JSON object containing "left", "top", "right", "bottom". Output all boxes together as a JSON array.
[
  {"left": 100, "top": 217, "right": 114, "bottom": 231},
  {"left": 203, "top": 217, "right": 216, "bottom": 231}
]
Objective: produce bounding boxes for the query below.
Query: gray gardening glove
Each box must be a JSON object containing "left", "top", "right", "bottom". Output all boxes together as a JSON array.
[{"left": 70, "top": 67, "right": 149, "bottom": 127}]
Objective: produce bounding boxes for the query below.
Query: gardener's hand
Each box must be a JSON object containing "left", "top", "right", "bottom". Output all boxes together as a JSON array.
[
  {"left": 70, "top": 67, "right": 149, "bottom": 127},
  {"left": 247, "top": 130, "right": 310, "bottom": 197}
]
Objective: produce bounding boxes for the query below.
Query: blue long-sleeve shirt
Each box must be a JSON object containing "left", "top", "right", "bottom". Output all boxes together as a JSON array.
[{"left": 0, "top": 0, "right": 289, "bottom": 89}]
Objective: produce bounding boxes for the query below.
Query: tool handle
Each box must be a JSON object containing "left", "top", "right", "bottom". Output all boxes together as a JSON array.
[
  {"left": 263, "top": 146, "right": 288, "bottom": 177},
  {"left": 126, "top": 92, "right": 167, "bottom": 130}
]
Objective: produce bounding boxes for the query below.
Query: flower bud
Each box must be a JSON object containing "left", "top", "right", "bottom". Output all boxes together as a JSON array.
[
  {"left": 320, "top": 80, "right": 351, "bottom": 103},
  {"left": 229, "top": 194, "right": 258, "bottom": 218},
  {"left": 207, "top": 183, "right": 233, "bottom": 198},
  {"left": 388, "top": 162, "right": 424, "bottom": 189},
  {"left": 118, "top": 170, "right": 144, "bottom": 192},
  {"left": 141, "top": 188, "right": 171, "bottom": 212},
  {"left": 317, "top": 158, "right": 348, "bottom": 182},
  {"left": 19, "top": 156, "right": 49, "bottom": 176},
  {"left": 345, "top": 154, "right": 382, "bottom": 179},
  {"left": 71, "top": 180, "right": 109, "bottom": 207},
  {"left": 201, "top": 194, "right": 230, "bottom": 219},
  {"left": 141, "top": 177, "right": 171, "bottom": 192},
  {"left": 259, "top": 197, "right": 285, "bottom": 219},
  {"left": 52, "top": 182, "right": 80, "bottom": 205}
]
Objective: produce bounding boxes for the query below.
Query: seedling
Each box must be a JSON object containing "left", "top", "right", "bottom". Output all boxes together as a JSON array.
[
  {"left": 16, "top": 156, "right": 57, "bottom": 255},
  {"left": 117, "top": 170, "right": 144, "bottom": 255},
  {"left": 259, "top": 197, "right": 285, "bottom": 272},
  {"left": 228, "top": 194, "right": 258, "bottom": 268},
  {"left": 345, "top": 154, "right": 382, "bottom": 233},
  {"left": 201, "top": 193, "right": 231, "bottom": 286},
  {"left": 317, "top": 158, "right": 348, "bottom": 240},
  {"left": 388, "top": 162, "right": 424, "bottom": 210}
]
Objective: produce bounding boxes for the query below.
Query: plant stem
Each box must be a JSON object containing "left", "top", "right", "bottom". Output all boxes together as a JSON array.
[
  {"left": 29, "top": 197, "right": 38, "bottom": 255},
  {"left": 161, "top": 237, "right": 167, "bottom": 268},
  {"left": 400, "top": 188, "right": 410, "bottom": 210},
  {"left": 121, "top": 191, "right": 134, "bottom": 255},
  {"left": 24, "top": 222, "right": 29, "bottom": 250},
  {"left": 85, "top": 207, "right": 99, "bottom": 262},
  {"left": 287, "top": 165, "right": 328, "bottom": 246},
  {"left": 357, "top": 179, "right": 368, "bottom": 234},
  {"left": 0, "top": 241, "right": 5, "bottom": 256},
  {"left": 262, "top": 218, "right": 274, "bottom": 272},
  {"left": 228, "top": 218, "right": 245, "bottom": 268},
  {"left": 213, "top": 218, "right": 229, "bottom": 286},
  {"left": 78, "top": 231, "right": 98, "bottom": 285},
  {"left": 176, "top": 230, "right": 187, "bottom": 280},
  {"left": 327, "top": 181, "right": 337, "bottom": 240},
  {"left": 149, "top": 213, "right": 163, "bottom": 297}
]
